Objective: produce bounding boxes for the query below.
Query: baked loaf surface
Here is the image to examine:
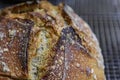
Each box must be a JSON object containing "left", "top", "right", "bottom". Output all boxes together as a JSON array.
[{"left": 0, "top": 1, "right": 106, "bottom": 80}]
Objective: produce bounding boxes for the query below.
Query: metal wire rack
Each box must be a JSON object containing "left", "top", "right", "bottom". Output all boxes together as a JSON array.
[
  {"left": 82, "top": 15, "right": 120, "bottom": 80},
  {"left": 65, "top": 0, "right": 120, "bottom": 80},
  {"left": 0, "top": 0, "right": 120, "bottom": 80}
]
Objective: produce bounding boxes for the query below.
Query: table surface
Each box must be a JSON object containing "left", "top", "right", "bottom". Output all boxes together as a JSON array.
[{"left": 0, "top": 0, "right": 120, "bottom": 80}]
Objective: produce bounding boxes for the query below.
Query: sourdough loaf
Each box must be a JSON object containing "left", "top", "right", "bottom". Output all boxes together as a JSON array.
[{"left": 0, "top": 1, "right": 106, "bottom": 80}]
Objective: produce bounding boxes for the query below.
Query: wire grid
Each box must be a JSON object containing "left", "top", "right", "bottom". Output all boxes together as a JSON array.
[
  {"left": 64, "top": 0, "right": 120, "bottom": 80},
  {"left": 64, "top": 0, "right": 120, "bottom": 14},
  {"left": 82, "top": 15, "right": 120, "bottom": 80},
  {"left": 0, "top": 0, "right": 120, "bottom": 80}
]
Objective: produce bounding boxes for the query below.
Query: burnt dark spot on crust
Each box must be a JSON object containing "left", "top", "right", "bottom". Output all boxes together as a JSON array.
[
  {"left": 57, "top": 27, "right": 89, "bottom": 55},
  {"left": 0, "top": 17, "right": 33, "bottom": 77},
  {"left": 55, "top": 27, "right": 82, "bottom": 51},
  {"left": 8, "top": 18, "right": 33, "bottom": 72},
  {"left": 61, "top": 27, "right": 81, "bottom": 43},
  {"left": 43, "top": 27, "right": 81, "bottom": 80},
  {"left": 14, "top": 18, "right": 34, "bottom": 72},
  {"left": 61, "top": 27, "right": 91, "bottom": 57},
  {"left": 42, "top": 27, "right": 91, "bottom": 79}
]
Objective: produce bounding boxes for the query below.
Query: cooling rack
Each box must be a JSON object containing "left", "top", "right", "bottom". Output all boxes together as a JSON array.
[
  {"left": 65, "top": 0, "right": 120, "bottom": 79},
  {"left": 0, "top": 0, "right": 120, "bottom": 79}
]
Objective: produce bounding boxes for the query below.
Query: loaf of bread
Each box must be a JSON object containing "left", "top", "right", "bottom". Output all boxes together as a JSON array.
[{"left": 0, "top": 1, "right": 106, "bottom": 80}]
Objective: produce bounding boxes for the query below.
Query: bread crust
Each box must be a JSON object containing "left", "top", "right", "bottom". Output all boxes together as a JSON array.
[{"left": 0, "top": 1, "right": 105, "bottom": 80}]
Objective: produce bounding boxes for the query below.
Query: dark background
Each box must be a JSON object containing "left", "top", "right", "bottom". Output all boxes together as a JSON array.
[{"left": 0, "top": 0, "right": 120, "bottom": 80}]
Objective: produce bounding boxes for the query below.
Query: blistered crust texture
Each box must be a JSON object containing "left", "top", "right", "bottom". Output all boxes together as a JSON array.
[{"left": 0, "top": 1, "right": 105, "bottom": 80}]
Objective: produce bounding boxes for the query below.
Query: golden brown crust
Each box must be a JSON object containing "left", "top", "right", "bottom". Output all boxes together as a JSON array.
[
  {"left": 0, "top": 76, "right": 12, "bottom": 80},
  {"left": 0, "top": 1, "right": 105, "bottom": 80},
  {"left": 62, "top": 5, "right": 105, "bottom": 80},
  {"left": 0, "top": 17, "right": 33, "bottom": 79}
]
